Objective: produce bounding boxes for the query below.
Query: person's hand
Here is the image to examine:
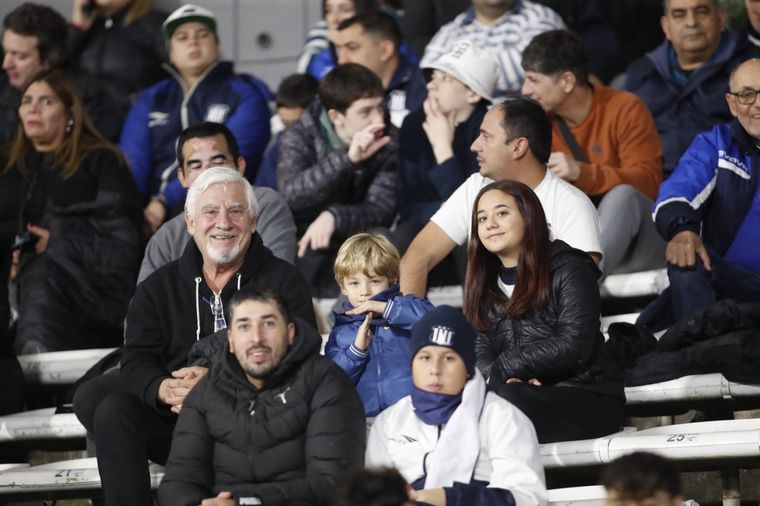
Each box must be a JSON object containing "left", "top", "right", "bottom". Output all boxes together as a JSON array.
[
  {"left": 297, "top": 211, "right": 335, "bottom": 258},
  {"left": 200, "top": 491, "right": 235, "bottom": 506},
  {"left": 144, "top": 200, "right": 167, "bottom": 236},
  {"left": 506, "top": 377, "right": 542, "bottom": 386},
  {"left": 158, "top": 366, "right": 208, "bottom": 414},
  {"left": 71, "top": 0, "right": 96, "bottom": 30},
  {"left": 666, "top": 230, "right": 711, "bottom": 270},
  {"left": 353, "top": 312, "right": 374, "bottom": 351},
  {"left": 547, "top": 152, "right": 581, "bottom": 182},
  {"left": 347, "top": 123, "right": 391, "bottom": 164},
  {"left": 422, "top": 97, "right": 455, "bottom": 164},
  {"left": 26, "top": 223, "right": 50, "bottom": 254},
  {"left": 345, "top": 300, "right": 387, "bottom": 316},
  {"left": 409, "top": 487, "right": 446, "bottom": 506},
  {"left": 10, "top": 249, "right": 20, "bottom": 281}
]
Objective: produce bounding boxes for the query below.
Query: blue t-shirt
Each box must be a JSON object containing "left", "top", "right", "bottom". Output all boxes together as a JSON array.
[{"left": 724, "top": 183, "right": 760, "bottom": 272}]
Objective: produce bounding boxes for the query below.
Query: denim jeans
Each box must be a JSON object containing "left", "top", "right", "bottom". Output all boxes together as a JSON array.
[{"left": 639, "top": 251, "right": 760, "bottom": 329}]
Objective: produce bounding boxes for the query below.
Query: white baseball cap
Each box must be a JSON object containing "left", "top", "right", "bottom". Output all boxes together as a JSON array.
[
  {"left": 424, "top": 40, "right": 499, "bottom": 102},
  {"left": 163, "top": 4, "right": 217, "bottom": 40}
]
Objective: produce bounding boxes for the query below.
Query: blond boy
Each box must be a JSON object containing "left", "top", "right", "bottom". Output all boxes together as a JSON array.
[{"left": 325, "top": 233, "right": 433, "bottom": 416}]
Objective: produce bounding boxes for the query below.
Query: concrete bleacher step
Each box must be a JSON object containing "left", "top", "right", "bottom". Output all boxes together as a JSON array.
[
  {"left": 0, "top": 458, "right": 164, "bottom": 496},
  {"left": 0, "top": 408, "right": 86, "bottom": 442},
  {"left": 548, "top": 485, "right": 606, "bottom": 506},
  {"left": 18, "top": 348, "right": 116, "bottom": 385},
  {"left": 626, "top": 374, "right": 760, "bottom": 406},
  {"left": 3, "top": 420, "right": 758, "bottom": 501},
  {"left": 599, "top": 268, "right": 668, "bottom": 298},
  {"left": 540, "top": 418, "right": 760, "bottom": 470}
]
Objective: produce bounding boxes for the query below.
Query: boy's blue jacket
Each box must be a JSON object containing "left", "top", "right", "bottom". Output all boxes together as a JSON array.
[{"left": 325, "top": 285, "right": 433, "bottom": 417}]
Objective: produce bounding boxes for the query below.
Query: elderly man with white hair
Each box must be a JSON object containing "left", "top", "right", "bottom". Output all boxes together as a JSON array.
[{"left": 85, "top": 167, "right": 316, "bottom": 506}]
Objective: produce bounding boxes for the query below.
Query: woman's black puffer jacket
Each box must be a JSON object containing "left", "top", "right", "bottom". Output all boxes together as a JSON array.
[{"left": 475, "top": 240, "right": 623, "bottom": 398}]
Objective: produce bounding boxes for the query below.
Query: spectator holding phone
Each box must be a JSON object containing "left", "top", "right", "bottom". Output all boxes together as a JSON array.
[{"left": 277, "top": 63, "right": 398, "bottom": 297}]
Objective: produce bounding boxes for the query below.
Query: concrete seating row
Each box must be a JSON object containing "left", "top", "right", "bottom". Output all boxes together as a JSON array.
[
  {"left": 0, "top": 458, "right": 164, "bottom": 501},
  {"left": 540, "top": 419, "right": 760, "bottom": 471},
  {"left": 2, "top": 419, "right": 758, "bottom": 502},
  {"left": 0, "top": 408, "right": 85, "bottom": 442},
  {"left": 0, "top": 458, "right": 606, "bottom": 505},
  {"left": 599, "top": 268, "right": 668, "bottom": 299},
  {"left": 18, "top": 348, "right": 116, "bottom": 385}
]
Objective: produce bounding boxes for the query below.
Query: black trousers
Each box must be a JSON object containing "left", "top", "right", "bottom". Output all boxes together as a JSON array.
[
  {"left": 74, "top": 373, "right": 175, "bottom": 506},
  {"left": 490, "top": 382, "right": 625, "bottom": 443}
]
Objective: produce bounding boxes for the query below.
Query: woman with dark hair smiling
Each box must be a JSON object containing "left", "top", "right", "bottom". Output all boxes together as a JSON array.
[
  {"left": 0, "top": 69, "right": 141, "bottom": 354},
  {"left": 464, "top": 180, "right": 624, "bottom": 443}
]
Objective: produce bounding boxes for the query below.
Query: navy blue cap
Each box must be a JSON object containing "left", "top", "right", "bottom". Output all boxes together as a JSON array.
[{"left": 410, "top": 305, "right": 476, "bottom": 375}]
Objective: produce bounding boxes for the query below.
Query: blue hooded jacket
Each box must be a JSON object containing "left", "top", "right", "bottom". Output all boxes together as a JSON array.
[
  {"left": 653, "top": 120, "right": 760, "bottom": 271},
  {"left": 325, "top": 285, "right": 433, "bottom": 416},
  {"left": 119, "top": 61, "right": 272, "bottom": 209}
]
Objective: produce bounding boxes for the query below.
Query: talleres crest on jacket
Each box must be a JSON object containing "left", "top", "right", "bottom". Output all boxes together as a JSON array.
[
  {"left": 429, "top": 325, "right": 454, "bottom": 346},
  {"left": 205, "top": 104, "right": 230, "bottom": 123}
]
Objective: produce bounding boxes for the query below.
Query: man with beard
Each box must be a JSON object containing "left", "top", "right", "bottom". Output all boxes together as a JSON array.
[
  {"left": 158, "top": 286, "right": 365, "bottom": 506},
  {"left": 89, "top": 168, "right": 316, "bottom": 506}
]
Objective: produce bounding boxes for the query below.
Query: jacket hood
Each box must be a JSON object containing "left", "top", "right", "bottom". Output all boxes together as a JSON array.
[
  {"left": 549, "top": 240, "right": 601, "bottom": 280},
  {"left": 333, "top": 284, "right": 401, "bottom": 326},
  {"left": 731, "top": 118, "right": 760, "bottom": 156},
  {"left": 163, "top": 60, "right": 233, "bottom": 89},
  {"left": 215, "top": 316, "right": 322, "bottom": 391},
  {"left": 647, "top": 31, "right": 740, "bottom": 84},
  {"left": 178, "top": 231, "right": 273, "bottom": 282},
  {"left": 179, "top": 231, "right": 275, "bottom": 340}
]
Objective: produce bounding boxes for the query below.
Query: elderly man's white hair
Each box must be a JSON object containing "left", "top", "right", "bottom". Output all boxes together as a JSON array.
[{"left": 185, "top": 167, "right": 258, "bottom": 218}]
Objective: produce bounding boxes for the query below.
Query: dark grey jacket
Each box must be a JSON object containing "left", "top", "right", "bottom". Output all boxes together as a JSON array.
[
  {"left": 158, "top": 319, "right": 366, "bottom": 506},
  {"left": 277, "top": 98, "right": 398, "bottom": 238}
]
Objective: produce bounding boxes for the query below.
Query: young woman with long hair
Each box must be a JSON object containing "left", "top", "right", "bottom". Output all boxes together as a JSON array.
[{"left": 464, "top": 180, "right": 624, "bottom": 443}]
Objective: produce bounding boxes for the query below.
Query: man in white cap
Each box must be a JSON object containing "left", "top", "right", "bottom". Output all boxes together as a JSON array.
[
  {"left": 393, "top": 40, "right": 498, "bottom": 285},
  {"left": 119, "top": 4, "right": 272, "bottom": 236}
]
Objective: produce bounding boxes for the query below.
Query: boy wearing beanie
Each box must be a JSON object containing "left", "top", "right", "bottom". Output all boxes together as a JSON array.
[{"left": 366, "top": 305, "right": 547, "bottom": 506}]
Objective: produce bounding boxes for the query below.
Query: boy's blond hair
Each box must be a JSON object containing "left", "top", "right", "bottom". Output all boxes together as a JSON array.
[{"left": 334, "top": 233, "right": 400, "bottom": 285}]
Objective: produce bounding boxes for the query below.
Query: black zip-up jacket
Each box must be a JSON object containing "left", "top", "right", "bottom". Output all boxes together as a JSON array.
[
  {"left": 277, "top": 98, "right": 398, "bottom": 238},
  {"left": 121, "top": 234, "right": 316, "bottom": 414},
  {"left": 69, "top": 8, "right": 168, "bottom": 100},
  {"left": 476, "top": 240, "right": 623, "bottom": 398},
  {"left": 158, "top": 319, "right": 365, "bottom": 506}
]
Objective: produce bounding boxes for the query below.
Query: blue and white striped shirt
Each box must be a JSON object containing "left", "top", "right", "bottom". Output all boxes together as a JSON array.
[{"left": 420, "top": 1, "right": 564, "bottom": 96}]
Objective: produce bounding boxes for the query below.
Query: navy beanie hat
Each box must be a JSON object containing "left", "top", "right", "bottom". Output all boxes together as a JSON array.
[{"left": 410, "top": 305, "right": 476, "bottom": 376}]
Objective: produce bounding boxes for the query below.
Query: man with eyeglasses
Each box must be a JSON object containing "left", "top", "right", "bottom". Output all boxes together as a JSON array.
[
  {"left": 623, "top": 0, "right": 760, "bottom": 178},
  {"left": 640, "top": 58, "right": 760, "bottom": 328},
  {"left": 80, "top": 168, "right": 316, "bottom": 506}
]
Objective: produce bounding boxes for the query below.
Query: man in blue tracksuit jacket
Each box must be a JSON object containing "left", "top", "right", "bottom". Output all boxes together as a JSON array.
[
  {"left": 624, "top": 0, "right": 760, "bottom": 178},
  {"left": 640, "top": 58, "right": 760, "bottom": 329},
  {"left": 119, "top": 4, "right": 271, "bottom": 232}
]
